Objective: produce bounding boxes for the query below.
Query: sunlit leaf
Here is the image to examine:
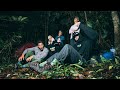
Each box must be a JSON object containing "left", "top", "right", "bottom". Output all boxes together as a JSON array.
[
  {"left": 109, "top": 66, "right": 113, "bottom": 70},
  {"left": 73, "top": 74, "right": 79, "bottom": 77},
  {"left": 25, "top": 73, "right": 30, "bottom": 76},
  {"left": 70, "top": 64, "right": 84, "bottom": 70},
  {"left": 6, "top": 74, "right": 11, "bottom": 77},
  {"left": 115, "top": 58, "right": 119, "bottom": 64},
  {"left": 21, "top": 17, "right": 28, "bottom": 21},
  {"left": 96, "top": 69, "right": 104, "bottom": 73},
  {"left": 18, "top": 16, "right": 22, "bottom": 21}
]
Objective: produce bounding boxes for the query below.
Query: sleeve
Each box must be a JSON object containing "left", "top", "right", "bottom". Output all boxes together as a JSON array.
[
  {"left": 79, "top": 23, "right": 98, "bottom": 41},
  {"left": 55, "top": 36, "right": 58, "bottom": 41},
  {"left": 61, "top": 36, "right": 65, "bottom": 41},
  {"left": 22, "top": 47, "right": 35, "bottom": 55},
  {"left": 33, "top": 48, "right": 49, "bottom": 60},
  {"left": 69, "top": 26, "right": 73, "bottom": 34},
  {"left": 40, "top": 48, "right": 49, "bottom": 59}
]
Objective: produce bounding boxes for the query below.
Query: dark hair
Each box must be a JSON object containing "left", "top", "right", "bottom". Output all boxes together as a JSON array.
[
  {"left": 73, "top": 33, "right": 79, "bottom": 38},
  {"left": 37, "top": 40, "right": 44, "bottom": 45}
]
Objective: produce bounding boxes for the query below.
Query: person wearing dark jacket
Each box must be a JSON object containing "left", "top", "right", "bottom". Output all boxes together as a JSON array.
[
  {"left": 70, "top": 23, "right": 98, "bottom": 61},
  {"left": 69, "top": 16, "right": 98, "bottom": 61},
  {"left": 47, "top": 35, "right": 63, "bottom": 57},
  {"left": 55, "top": 30, "right": 65, "bottom": 46}
]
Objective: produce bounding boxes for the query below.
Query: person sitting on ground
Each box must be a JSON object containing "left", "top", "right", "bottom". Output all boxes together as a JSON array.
[
  {"left": 15, "top": 40, "right": 49, "bottom": 68},
  {"left": 55, "top": 30, "right": 65, "bottom": 46},
  {"left": 28, "top": 17, "right": 99, "bottom": 73},
  {"left": 29, "top": 43, "right": 86, "bottom": 73},
  {"left": 47, "top": 35, "right": 56, "bottom": 57},
  {"left": 70, "top": 16, "right": 99, "bottom": 62}
]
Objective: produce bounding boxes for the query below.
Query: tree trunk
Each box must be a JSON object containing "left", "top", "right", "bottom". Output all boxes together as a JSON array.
[
  {"left": 84, "top": 11, "right": 87, "bottom": 24},
  {"left": 111, "top": 11, "right": 120, "bottom": 56},
  {"left": 45, "top": 11, "right": 50, "bottom": 46}
]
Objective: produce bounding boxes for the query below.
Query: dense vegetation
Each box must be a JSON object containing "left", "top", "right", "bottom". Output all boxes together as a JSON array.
[{"left": 0, "top": 11, "right": 120, "bottom": 79}]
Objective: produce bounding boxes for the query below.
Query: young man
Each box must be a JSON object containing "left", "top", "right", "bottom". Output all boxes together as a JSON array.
[
  {"left": 29, "top": 43, "right": 86, "bottom": 73},
  {"left": 70, "top": 17, "right": 98, "bottom": 61},
  {"left": 15, "top": 40, "right": 49, "bottom": 68}
]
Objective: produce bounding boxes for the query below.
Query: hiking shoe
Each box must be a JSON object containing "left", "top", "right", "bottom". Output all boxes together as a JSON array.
[
  {"left": 29, "top": 62, "right": 52, "bottom": 73},
  {"left": 15, "top": 64, "right": 18, "bottom": 69},
  {"left": 15, "top": 61, "right": 23, "bottom": 69}
]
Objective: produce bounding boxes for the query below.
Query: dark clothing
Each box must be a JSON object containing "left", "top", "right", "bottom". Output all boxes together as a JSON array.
[
  {"left": 55, "top": 35, "right": 65, "bottom": 46},
  {"left": 47, "top": 44, "right": 85, "bottom": 64},
  {"left": 70, "top": 23, "right": 98, "bottom": 61},
  {"left": 46, "top": 41, "right": 63, "bottom": 59},
  {"left": 47, "top": 41, "right": 56, "bottom": 57}
]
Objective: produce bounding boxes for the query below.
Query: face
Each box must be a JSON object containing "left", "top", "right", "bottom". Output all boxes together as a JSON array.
[
  {"left": 38, "top": 43, "right": 44, "bottom": 50},
  {"left": 74, "top": 18, "right": 79, "bottom": 23},
  {"left": 58, "top": 31, "right": 62, "bottom": 36},
  {"left": 75, "top": 36, "right": 79, "bottom": 41},
  {"left": 48, "top": 36, "right": 53, "bottom": 42}
]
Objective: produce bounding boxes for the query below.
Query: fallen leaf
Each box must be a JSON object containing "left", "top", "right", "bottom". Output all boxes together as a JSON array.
[
  {"left": 13, "top": 73, "right": 18, "bottom": 76},
  {"left": 11, "top": 77, "right": 17, "bottom": 79},
  {"left": 28, "top": 77, "right": 36, "bottom": 79},
  {"left": 25, "top": 73, "right": 30, "bottom": 76},
  {"left": 91, "top": 78, "right": 97, "bottom": 79},
  {"left": 84, "top": 71, "right": 94, "bottom": 76},
  {"left": 79, "top": 74, "right": 85, "bottom": 79},
  {"left": 73, "top": 74, "right": 79, "bottom": 77},
  {"left": 6, "top": 74, "right": 11, "bottom": 77}
]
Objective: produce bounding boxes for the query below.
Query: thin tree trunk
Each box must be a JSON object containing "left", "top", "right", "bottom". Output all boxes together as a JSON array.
[
  {"left": 45, "top": 11, "right": 50, "bottom": 46},
  {"left": 111, "top": 11, "right": 120, "bottom": 55},
  {"left": 84, "top": 11, "right": 88, "bottom": 24}
]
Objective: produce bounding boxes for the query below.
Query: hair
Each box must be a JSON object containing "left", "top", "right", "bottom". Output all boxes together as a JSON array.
[
  {"left": 58, "top": 30, "right": 63, "bottom": 34},
  {"left": 48, "top": 35, "right": 52, "bottom": 39},
  {"left": 58, "top": 30, "right": 62, "bottom": 32},
  {"left": 74, "top": 16, "right": 79, "bottom": 21},
  {"left": 73, "top": 33, "right": 79, "bottom": 38},
  {"left": 37, "top": 40, "right": 44, "bottom": 45}
]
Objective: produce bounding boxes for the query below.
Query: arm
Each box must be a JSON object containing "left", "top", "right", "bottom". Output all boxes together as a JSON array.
[
  {"left": 60, "top": 36, "right": 65, "bottom": 41},
  {"left": 69, "top": 26, "right": 74, "bottom": 34},
  {"left": 33, "top": 48, "right": 49, "bottom": 60},
  {"left": 69, "top": 24, "right": 80, "bottom": 34},
  {"left": 23, "top": 47, "right": 35, "bottom": 55},
  {"left": 55, "top": 36, "right": 58, "bottom": 41},
  {"left": 18, "top": 47, "right": 36, "bottom": 61}
]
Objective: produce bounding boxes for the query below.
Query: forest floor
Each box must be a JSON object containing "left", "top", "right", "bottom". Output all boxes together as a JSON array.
[{"left": 0, "top": 56, "right": 120, "bottom": 79}]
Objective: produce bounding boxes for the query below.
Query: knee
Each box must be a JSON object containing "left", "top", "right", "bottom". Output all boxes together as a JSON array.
[{"left": 64, "top": 44, "right": 70, "bottom": 48}]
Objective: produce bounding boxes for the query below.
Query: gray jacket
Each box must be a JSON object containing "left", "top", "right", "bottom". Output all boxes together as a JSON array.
[{"left": 23, "top": 46, "right": 49, "bottom": 60}]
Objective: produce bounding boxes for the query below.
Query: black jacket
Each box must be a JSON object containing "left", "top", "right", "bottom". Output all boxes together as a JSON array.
[
  {"left": 47, "top": 41, "right": 63, "bottom": 57},
  {"left": 70, "top": 23, "right": 99, "bottom": 60}
]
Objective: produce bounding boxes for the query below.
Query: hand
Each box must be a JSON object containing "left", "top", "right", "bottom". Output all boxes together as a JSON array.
[
  {"left": 26, "top": 56, "right": 33, "bottom": 62},
  {"left": 50, "top": 47, "right": 55, "bottom": 51},
  {"left": 18, "top": 54, "right": 24, "bottom": 61}
]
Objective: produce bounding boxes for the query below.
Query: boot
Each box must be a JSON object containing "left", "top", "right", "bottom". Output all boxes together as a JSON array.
[{"left": 29, "top": 62, "right": 52, "bottom": 73}]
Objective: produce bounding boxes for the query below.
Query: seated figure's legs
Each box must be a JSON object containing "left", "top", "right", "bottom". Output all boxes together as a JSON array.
[{"left": 29, "top": 44, "right": 86, "bottom": 73}]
